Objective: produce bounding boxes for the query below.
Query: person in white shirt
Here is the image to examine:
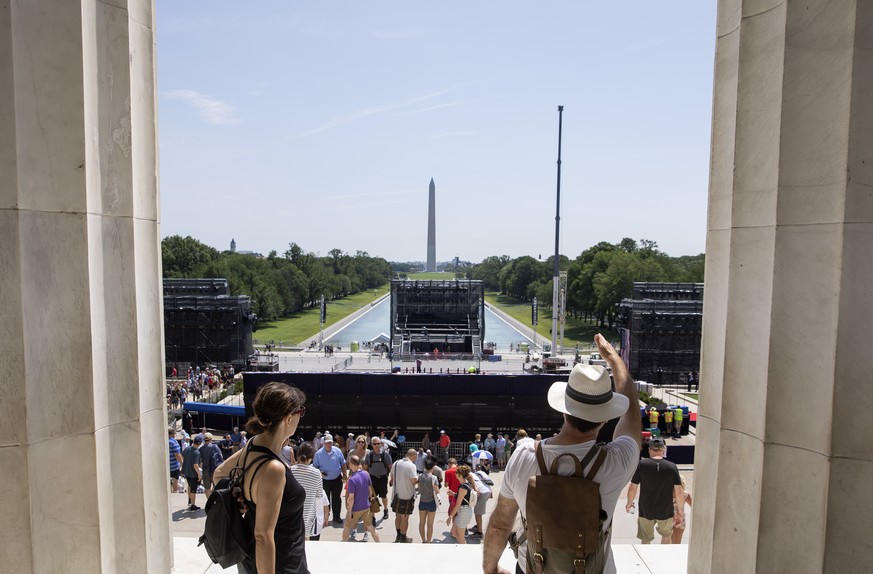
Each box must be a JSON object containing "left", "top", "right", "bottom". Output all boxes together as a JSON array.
[
  {"left": 389, "top": 449, "right": 418, "bottom": 543},
  {"left": 482, "top": 334, "right": 642, "bottom": 574}
]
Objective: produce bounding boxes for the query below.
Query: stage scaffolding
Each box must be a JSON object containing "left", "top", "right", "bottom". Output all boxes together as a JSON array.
[
  {"left": 389, "top": 279, "right": 485, "bottom": 359},
  {"left": 616, "top": 282, "right": 703, "bottom": 386},
  {"left": 163, "top": 278, "right": 255, "bottom": 367}
]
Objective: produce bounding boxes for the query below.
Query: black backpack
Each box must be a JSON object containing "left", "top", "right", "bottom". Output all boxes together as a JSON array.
[{"left": 198, "top": 442, "right": 274, "bottom": 568}]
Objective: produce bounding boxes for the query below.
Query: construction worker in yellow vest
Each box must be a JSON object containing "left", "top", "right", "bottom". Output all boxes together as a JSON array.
[
  {"left": 674, "top": 407, "right": 684, "bottom": 438},
  {"left": 664, "top": 407, "right": 674, "bottom": 434},
  {"left": 648, "top": 407, "right": 660, "bottom": 431}
]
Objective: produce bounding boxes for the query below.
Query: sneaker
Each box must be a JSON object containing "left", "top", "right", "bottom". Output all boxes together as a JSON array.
[
  {"left": 383, "top": 510, "right": 389, "bottom": 519},
  {"left": 400, "top": 536, "right": 413, "bottom": 543},
  {"left": 188, "top": 504, "right": 201, "bottom": 512},
  {"left": 347, "top": 536, "right": 356, "bottom": 542},
  {"left": 363, "top": 532, "right": 369, "bottom": 542}
]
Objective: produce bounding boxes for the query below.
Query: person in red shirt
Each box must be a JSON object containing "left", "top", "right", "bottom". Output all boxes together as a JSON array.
[
  {"left": 444, "top": 457, "right": 460, "bottom": 511},
  {"left": 438, "top": 429, "right": 451, "bottom": 465}
]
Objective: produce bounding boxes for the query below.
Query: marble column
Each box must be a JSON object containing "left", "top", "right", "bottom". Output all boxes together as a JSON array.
[
  {"left": 0, "top": 1, "right": 171, "bottom": 572},
  {"left": 691, "top": 0, "right": 872, "bottom": 572}
]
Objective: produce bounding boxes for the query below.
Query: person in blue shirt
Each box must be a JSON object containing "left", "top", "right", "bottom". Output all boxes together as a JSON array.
[
  {"left": 168, "top": 428, "right": 183, "bottom": 492},
  {"left": 313, "top": 435, "right": 347, "bottom": 523}
]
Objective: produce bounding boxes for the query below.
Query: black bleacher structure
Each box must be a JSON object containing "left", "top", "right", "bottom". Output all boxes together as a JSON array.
[
  {"left": 243, "top": 371, "right": 588, "bottom": 439},
  {"left": 390, "top": 279, "right": 485, "bottom": 357},
  {"left": 616, "top": 282, "right": 703, "bottom": 385},
  {"left": 164, "top": 278, "right": 255, "bottom": 366}
]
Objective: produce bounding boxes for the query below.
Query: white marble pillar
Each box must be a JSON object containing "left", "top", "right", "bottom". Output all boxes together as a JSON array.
[
  {"left": 691, "top": 0, "right": 872, "bottom": 572},
  {"left": 0, "top": 1, "right": 171, "bottom": 572}
]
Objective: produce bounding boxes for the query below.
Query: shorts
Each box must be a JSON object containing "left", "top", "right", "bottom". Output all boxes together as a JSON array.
[
  {"left": 170, "top": 469, "right": 180, "bottom": 480},
  {"left": 454, "top": 505, "right": 473, "bottom": 529},
  {"left": 391, "top": 496, "right": 415, "bottom": 515},
  {"left": 637, "top": 516, "right": 674, "bottom": 542},
  {"left": 185, "top": 475, "right": 199, "bottom": 493},
  {"left": 419, "top": 499, "right": 437, "bottom": 512},
  {"left": 370, "top": 474, "right": 388, "bottom": 498},
  {"left": 201, "top": 471, "right": 214, "bottom": 490},
  {"left": 474, "top": 492, "right": 490, "bottom": 515},
  {"left": 496, "top": 451, "right": 505, "bottom": 462}
]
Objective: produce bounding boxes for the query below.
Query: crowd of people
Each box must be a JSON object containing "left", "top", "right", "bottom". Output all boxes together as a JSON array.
[
  {"left": 166, "top": 365, "right": 235, "bottom": 410},
  {"left": 168, "top": 335, "right": 693, "bottom": 574}
]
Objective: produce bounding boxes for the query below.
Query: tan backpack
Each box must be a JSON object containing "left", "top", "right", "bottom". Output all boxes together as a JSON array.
[{"left": 524, "top": 442, "right": 609, "bottom": 574}]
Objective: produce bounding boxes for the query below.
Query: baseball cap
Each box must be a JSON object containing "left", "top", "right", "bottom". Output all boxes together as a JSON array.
[
  {"left": 193, "top": 435, "right": 204, "bottom": 444},
  {"left": 649, "top": 438, "right": 666, "bottom": 449},
  {"left": 204, "top": 432, "right": 214, "bottom": 441},
  {"left": 324, "top": 436, "right": 333, "bottom": 443}
]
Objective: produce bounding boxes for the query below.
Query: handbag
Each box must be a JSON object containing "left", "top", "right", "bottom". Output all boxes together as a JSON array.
[{"left": 369, "top": 485, "right": 382, "bottom": 514}]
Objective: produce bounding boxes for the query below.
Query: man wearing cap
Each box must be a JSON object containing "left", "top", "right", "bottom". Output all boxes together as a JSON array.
[
  {"left": 198, "top": 432, "right": 223, "bottom": 498},
  {"left": 624, "top": 438, "right": 684, "bottom": 544},
  {"left": 314, "top": 434, "right": 348, "bottom": 523},
  {"left": 483, "top": 334, "right": 641, "bottom": 574},
  {"left": 364, "top": 435, "right": 393, "bottom": 520},
  {"left": 438, "top": 429, "right": 451, "bottom": 465},
  {"left": 181, "top": 435, "right": 204, "bottom": 512}
]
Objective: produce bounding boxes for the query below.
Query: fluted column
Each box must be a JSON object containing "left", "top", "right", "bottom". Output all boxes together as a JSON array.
[
  {"left": 691, "top": 1, "right": 873, "bottom": 572},
  {"left": 0, "top": 1, "right": 170, "bottom": 572}
]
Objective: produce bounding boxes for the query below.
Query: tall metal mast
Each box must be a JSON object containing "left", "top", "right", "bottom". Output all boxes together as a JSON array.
[{"left": 551, "top": 106, "right": 564, "bottom": 355}]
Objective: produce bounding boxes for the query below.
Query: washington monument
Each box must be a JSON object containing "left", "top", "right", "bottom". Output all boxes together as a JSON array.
[{"left": 426, "top": 178, "right": 436, "bottom": 271}]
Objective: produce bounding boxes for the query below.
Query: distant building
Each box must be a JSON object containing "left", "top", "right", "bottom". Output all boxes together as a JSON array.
[{"left": 230, "top": 238, "right": 236, "bottom": 252}]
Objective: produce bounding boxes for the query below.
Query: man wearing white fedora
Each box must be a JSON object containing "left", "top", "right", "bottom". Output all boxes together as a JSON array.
[{"left": 482, "top": 334, "right": 642, "bottom": 574}]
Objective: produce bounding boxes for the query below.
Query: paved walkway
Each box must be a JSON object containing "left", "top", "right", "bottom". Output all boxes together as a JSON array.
[{"left": 172, "top": 466, "right": 693, "bottom": 572}]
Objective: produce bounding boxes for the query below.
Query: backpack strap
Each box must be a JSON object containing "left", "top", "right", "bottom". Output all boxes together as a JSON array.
[
  {"left": 242, "top": 443, "right": 282, "bottom": 500},
  {"left": 584, "top": 448, "right": 608, "bottom": 481}
]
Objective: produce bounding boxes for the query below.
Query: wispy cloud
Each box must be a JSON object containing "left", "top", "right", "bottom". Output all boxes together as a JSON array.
[
  {"left": 428, "top": 130, "right": 478, "bottom": 139},
  {"left": 397, "top": 101, "right": 467, "bottom": 115},
  {"left": 301, "top": 105, "right": 392, "bottom": 136},
  {"left": 299, "top": 84, "right": 477, "bottom": 137},
  {"left": 371, "top": 28, "right": 424, "bottom": 40},
  {"left": 321, "top": 189, "right": 418, "bottom": 201},
  {"left": 167, "top": 90, "right": 241, "bottom": 125}
]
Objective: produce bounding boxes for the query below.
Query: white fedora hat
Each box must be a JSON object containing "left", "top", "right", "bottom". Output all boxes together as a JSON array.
[{"left": 548, "top": 364, "right": 628, "bottom": 422}]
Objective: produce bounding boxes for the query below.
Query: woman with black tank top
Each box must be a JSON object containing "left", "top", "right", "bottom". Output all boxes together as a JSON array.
[{"left": 214, "top": 382, "right": 309, "bottom": 574}]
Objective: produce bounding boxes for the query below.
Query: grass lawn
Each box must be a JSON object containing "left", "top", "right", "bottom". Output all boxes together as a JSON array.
[
  {"left": 485, "top": 292, "right": 619, "bottom": 348},
  {"left": 683, "top": 393, "right": 699, "bottom": 401},
  {"left": 253, "top": 286, "right": 389, "bottom": 347},
  {"left": 408, "top": 271, "right": 459, "bottom": 280}
]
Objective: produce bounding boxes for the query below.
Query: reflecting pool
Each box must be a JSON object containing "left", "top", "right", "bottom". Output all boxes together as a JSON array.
[{"left": 325, "top": 298, "right": 533, "bottom": 348}]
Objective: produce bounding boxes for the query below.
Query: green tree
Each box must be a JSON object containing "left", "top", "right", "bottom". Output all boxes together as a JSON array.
[{"left": 161, "top": 235, "right": 218, "bottom": 277}]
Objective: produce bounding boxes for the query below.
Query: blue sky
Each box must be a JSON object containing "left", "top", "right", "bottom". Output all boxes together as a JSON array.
[{"left": 157, "top": 1, "right": 717, "bottom": 263}]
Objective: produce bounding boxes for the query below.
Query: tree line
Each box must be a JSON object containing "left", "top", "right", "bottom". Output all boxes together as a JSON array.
[
  {"left": 161, "top": 236, "right": 392, "bottom": 320},
  {"left": 465, "top": 238, "right": 704, "bottom": 328},
  {"left": 162, "top": 235, "right": 703, "bottom": 327}
]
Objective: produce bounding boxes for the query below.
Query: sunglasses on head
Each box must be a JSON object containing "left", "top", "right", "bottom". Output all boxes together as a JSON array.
[{"left": 292, "top": 405, "right": 306, "bottom": 418}]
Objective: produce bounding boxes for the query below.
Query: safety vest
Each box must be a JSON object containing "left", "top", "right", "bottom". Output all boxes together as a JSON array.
[
  {"left": 675, "top": 407, "right": 684, "bottom": 422},
  {"left": 648, "top": 409, "right": 659, "bottom": 425}
]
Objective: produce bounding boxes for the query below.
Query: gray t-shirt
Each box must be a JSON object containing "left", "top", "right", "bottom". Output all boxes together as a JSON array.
[
  {"left": 365, "top": 450, "right": 393, "bottom": 477},
  {"left": 418, "top": 472, "right": 437, "bottom": 503}
]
